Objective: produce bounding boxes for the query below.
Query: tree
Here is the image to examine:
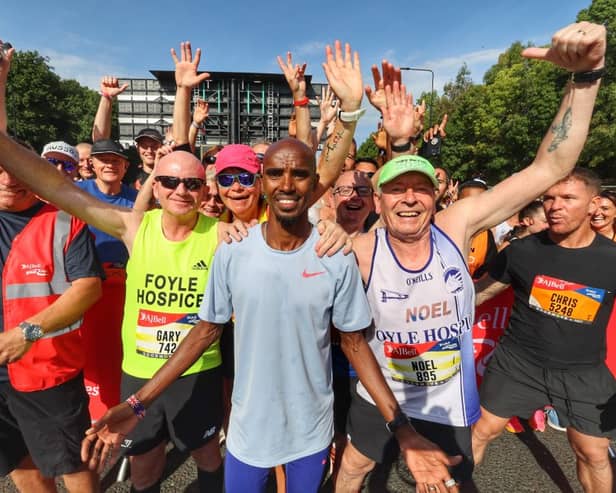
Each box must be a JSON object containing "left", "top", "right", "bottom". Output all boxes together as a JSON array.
[
  {"left": 357, "top": 133, "right": 379, "bottom": 159},
  {"left": 6, "top": 50, "right": 99, "bottom": 151}
]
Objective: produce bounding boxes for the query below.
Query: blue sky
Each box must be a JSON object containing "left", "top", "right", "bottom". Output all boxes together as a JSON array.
[{"left": 1, "top": 0, "right": 591, "bottom": 143}]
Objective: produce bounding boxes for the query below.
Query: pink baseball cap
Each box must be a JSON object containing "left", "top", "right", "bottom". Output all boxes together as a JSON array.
[{"left": 215, "top": 144, "right": 260, "bottom": 175}]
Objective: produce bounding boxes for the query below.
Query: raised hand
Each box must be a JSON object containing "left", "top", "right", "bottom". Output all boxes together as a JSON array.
[
  {"left": 381, "top": 81, "right": 415, "bottom": 143},
  {"left": 424, "top": 114, "right": 448, "bottom": 142},
  {"left": 365, "top": 60, "right": 401, "bottom": 113},
  {"left": 0, "top": 40, "right": 14, "bottom": 82},
  {"left": 522, "top": 21, "right": 606, "bottom": 72},
  {"left": 277, "top": 52, "right": 307, "bottom": 99},
  {"left": 100, "top": 76, "right": 128, "bottom": 99},
  {"left": 322, "top": 41, "right": 363, "bottom": 112},
  {"left": 193, "top": 99, "right": 209, "bottom": 126},
  {"left": 414, "top": 100, "right": 426, "bottom": 138},
  {"left": 171, "top": 42, "right": 210, "bottom": 89},
  {"left": 317, "top": 85, "right": 338, "bottom": 126}
]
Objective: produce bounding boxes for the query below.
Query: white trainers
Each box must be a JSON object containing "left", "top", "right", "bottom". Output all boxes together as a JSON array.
[{"left": 545, "top": 406, "right": 566, "bottom": 432}]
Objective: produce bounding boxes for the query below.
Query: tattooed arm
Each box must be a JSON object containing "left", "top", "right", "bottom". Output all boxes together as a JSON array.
[
  {"left": 435, "top": 21, "right": 606, "bottom": 250},
  {"left": 310, "top": 40, "right": 363, "bottom": 206}
]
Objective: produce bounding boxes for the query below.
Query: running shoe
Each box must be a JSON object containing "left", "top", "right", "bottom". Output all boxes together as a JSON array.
[
  {"left": 505, "top": 416, "right": 524, "bottom": 433},
  {"left": 545, "top": 406, "right": 566, "bottom": 432},
  {"left": 528, "top": 408, "right": 546, "bottom": 432}
]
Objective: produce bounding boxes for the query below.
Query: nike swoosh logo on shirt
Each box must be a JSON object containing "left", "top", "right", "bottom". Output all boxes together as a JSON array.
[{"left": 302, "top": 269, "right": 326, "bottom": 278}]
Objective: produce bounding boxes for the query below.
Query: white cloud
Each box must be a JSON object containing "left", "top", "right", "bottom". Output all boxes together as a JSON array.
[
  {"left": 293, "top": 41, "right": 327, "bottom": 58},
  {"left": 40, "top": 49, "right": 130, "bottom": 90}
]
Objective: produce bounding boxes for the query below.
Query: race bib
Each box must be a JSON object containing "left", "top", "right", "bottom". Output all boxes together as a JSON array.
[
  {"left": 384, "top": 337, "right": 461, "bottom": 386},
  {"left": 529, "top": 274, "right": 605, "bottom": 324},
  {"left": 135, "top": 309, "right": 199, "bottom": 358}
]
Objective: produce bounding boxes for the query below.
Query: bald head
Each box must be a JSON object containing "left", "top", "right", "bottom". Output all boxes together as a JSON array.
[
  {"left": 264, "top": 138, "right": 316, "bottom": 172},
  {"left": 157, "top": 151, "right": 205, "bottom": 179}
]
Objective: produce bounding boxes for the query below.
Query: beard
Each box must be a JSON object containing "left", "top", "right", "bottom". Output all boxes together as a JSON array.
[{"left": 274, "top": 212, "right": 300, "bottom": 228}]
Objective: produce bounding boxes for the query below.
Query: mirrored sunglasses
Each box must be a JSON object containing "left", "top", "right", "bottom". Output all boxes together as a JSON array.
[
  {"left": 46, "top": 157, "right": 76, "bottom": 173},
  {"left": 216, "top": 172, "right": 259, "bottom": 188}
]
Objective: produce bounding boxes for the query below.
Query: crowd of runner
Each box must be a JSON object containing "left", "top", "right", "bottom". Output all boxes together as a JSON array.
[{"left": 0, "top": 20, "right": 612, "bottom": 493}]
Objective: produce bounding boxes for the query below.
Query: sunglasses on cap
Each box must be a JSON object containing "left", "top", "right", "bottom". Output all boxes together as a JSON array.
[
  {"left": 332, "top": 185, "right": 372, "bottom": 197},
  {"left": 46, "top": 157, "right": 76, "bottom": 173},
  {"left": 216, "top": 172, "right": 259, "bottom": 188},
  {"left": 155, "top": 175, "right": 205, "bottom": 191}
]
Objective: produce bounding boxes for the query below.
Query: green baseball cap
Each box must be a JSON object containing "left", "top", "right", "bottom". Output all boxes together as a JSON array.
[{"left": 377, "top": 155, "right": 438, "bottom": 190}]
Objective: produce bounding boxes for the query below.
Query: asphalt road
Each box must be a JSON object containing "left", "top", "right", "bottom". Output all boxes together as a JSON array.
[{"left": 1, "top": 424, "right": 605, "bottom": 492}]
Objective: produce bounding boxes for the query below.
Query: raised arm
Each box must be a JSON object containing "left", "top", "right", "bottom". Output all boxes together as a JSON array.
[
  {"left": 0, "top": 40, "right": 13, "bottom": 134},
  {"left": 277, "top": 52, "right": 312, "bottom": 148},
  {"left": 171, "top": 42, "right": 210, "bottom": 147},
  {"left": 311, "top": 40, "right": 363, "bottom": 205},
  {"left": 188, "top": 98, "right": 208, "bottom": 153},
  {"left": 315, "top": 85, "right": 338, "bottom": 145},
  {"left": 440, "top": 22, "right": 607, "bottom": 245},
  {"left": 92, "top": 76, "right": 128, "bottom": 141}
]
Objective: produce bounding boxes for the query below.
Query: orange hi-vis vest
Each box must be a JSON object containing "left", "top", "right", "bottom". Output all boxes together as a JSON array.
[{"left": 4, "top": 204, "right": 88, "bottom": 392}]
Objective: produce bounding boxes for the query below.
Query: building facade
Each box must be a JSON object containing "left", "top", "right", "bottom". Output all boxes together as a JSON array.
[{"left": 117, "top": 70, "right": 325, "bottom": 153}]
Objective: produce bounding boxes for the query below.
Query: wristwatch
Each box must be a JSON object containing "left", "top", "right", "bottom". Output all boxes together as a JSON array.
[
  {"left": 19, "top": 321, "right": 44, "bottom": 342},
  {"left": 386, "top": 412, "right": 410, "bottom": 434}
]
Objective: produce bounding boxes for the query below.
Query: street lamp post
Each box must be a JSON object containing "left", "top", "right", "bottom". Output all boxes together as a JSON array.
[{"left": 399, "top": 67, "right": 435, "bottom": 127}]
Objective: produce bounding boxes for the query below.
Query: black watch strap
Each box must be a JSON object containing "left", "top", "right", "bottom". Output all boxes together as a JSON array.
[
  {"left": 385, "top": 412, "right": 409, "bottom": 434},
  {"left": 572, "top": 67, "right": 606, "bottom": 84},
  {"left": 391, "top": 141, "right": 412, "bottom": 153}
]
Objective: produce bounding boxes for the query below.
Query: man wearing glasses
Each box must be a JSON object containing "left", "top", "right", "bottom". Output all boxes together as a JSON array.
[{"left": 41, "top": 141, "right": 79, "bottom": 180}]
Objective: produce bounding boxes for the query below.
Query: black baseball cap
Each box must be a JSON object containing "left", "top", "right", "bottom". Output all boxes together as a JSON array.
[
  {"left": 458, "top": 177, "right": 489, "bottom": 193},
  {"left": 91, "top": 139, "right": 128, "bottom": 159},
  {"left": 135, "top": 128, "right": 164, "bottom": 144}
]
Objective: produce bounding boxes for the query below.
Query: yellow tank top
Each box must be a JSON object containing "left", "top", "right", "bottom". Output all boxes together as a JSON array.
[{"left": 122, "top": 210, "right": 221, "bottom": 378}]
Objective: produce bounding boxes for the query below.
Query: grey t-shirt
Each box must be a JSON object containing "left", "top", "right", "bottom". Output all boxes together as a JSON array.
[{"left": 199, "top": 225, "right": 372, "bottom": 467}]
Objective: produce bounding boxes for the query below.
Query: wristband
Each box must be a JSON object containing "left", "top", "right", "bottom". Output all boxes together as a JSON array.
[
  {"left": 99, "top": 91, "right": 112, "bottom": 100},
  {"left": 293, "top": 97, "right": 310, "bottom": 107},
  {"left": 126, "top": 394, "right": 146, "bottom": 420},
  {"left": 571, "top": 67, "right": 606, "bottom": 84},
  {"left": 191, "top": 121, "right": 205, "bottom": 130},
  {"left": 391, "top": 141, "right": 412, "bottom": 153},
  {"left": 337, "top": 108, "right": 366, "bottom": 123}
]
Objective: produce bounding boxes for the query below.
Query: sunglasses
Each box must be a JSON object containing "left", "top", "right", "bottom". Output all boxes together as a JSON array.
[
  {"left": 332, "top": 185, "right": 372, "bottom": 197},
  {"left": 216, "top": 172, "right": 259, "bottom": 188},
  {"left": 46, "top": 157, "right": 76, "bottom": 173},
  {"left": 255, "top": 152, "right": 265, "bottom": 162},
  {"left": 155, "top": 175, "right": 205, "bottom": 191}
]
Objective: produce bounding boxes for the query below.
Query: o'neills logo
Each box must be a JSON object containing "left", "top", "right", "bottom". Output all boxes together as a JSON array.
[{"left": 535, "top": 275, "right": 566, "bottom": 290}]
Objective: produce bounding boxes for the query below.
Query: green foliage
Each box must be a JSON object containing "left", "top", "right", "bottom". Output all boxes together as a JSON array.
[
  {"left": 429, "top": 0, "right": 615, "bottom": 182},
  {"left": 6, "top": 50, "right": 100, "bottom": 151},
  {"left": 357, "top": 133, "right": 379, "bottom": 159}
]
